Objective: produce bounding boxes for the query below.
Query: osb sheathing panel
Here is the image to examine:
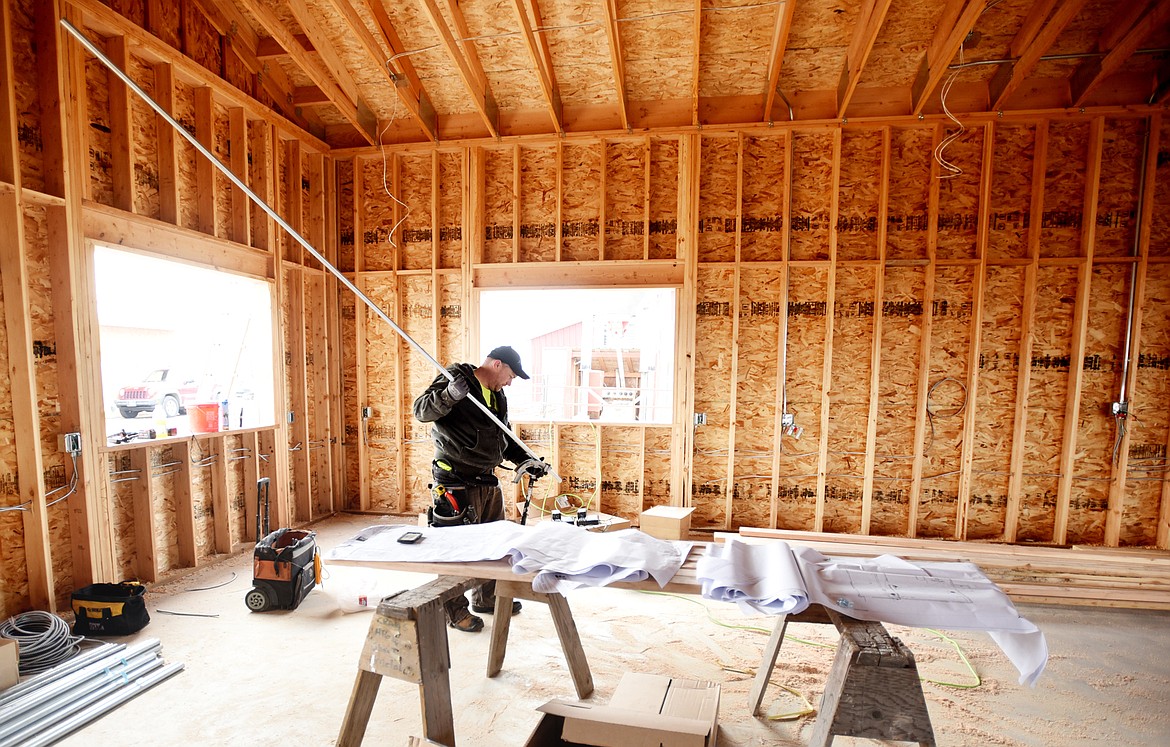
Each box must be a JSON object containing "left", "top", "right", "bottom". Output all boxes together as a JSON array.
[
  {"left": 788, "top": 131, "right": 834, "bottom": 262},
  {"left": 213, "top": 101, "right": 233, "bottom": 241},
  {"left": 438, "top": 152, "right": 463, "bottom": 270},
  {"left": 338, "top": 160, "right": 355, "bottom": 271},
  {"left": 954, "top": 0, "right": 1033, "bottom": 87},
  {"left": 648, "top": 138, "right": 679, "bottom": 260},
  {"left": 363, "top": 281, "right": 399, "bottom": 511},
  {"left": 733, "top": 267, "right": 783, "bottom": 531},
  {"left": 698, "top": 0, "right": 773, "bottom": 99},
  {"left": 184, "top": 1, "right": 221, "bottom": 75},
  {"left": 153, "top": 451, "right": 180, "bottom": 575},
  {"left": 86, "top": 46, "right": 113, "bottom": 207},
  {"left": 1067, "top": 264, "right": 1129, "bottom": 544},
  {"left": 1018, "top": 266, "right": 1078, "bottom": 541},
  {"left": 302, "top": 0, "right": 399, "bottom": 120},
  {"left": 741, "top": 134, "right": 786, "bottom": 263},
  {"left": 988, "top": 123, "right": 1035, "bottom": 261},
  {"left": 436, "top": 273, "right": 464, "bottom": 373},
  {"left": 918, "top": 266, "right": 975, "bottom": 537},
  {"left": 968, "top": 266, "right": 1024, "bottom": 540},
  {"left": 128, "top": 53, "right": 160, "bottom": 221},
  {"left": 400, "top": 275, "right": 437, "bottom": 515},
  {"left": 600, "top": 426, "right": 641, "bottom": 520},
  {"left": 1040, "top": 120, "right": 1090, "bottom": 259},
  {"left": 173, "top": 81, "right": 199, "bottom": 232},
  {"left": 692, "top": 265, "right": 734, "bottom": 528},
  {"left": 886, "top": 127, "right": 933, "bottom": 261},
  {"left": 308, "top": 276, "right": 330, "bottom": 518},
  {"left": 777, "top": 265, "right": 829, "bottom": 531},
  {"left": 538, "top": 1, "right": 616, "bottom": 107},
  {"left": 226, "top": 435, "right": 248, "bottom": 547},
  {"left": 1150, "top": 119, "right": 1170, "bottom": 258},
  {"left": 371, "top": 0, "right": 475, "bottom": 115},
  {"left": 483, "top": 148, "right": 514, "bottom": 264},
  {"left": 837, "top": 129, "right": 882, "bottom": 262},
  {"left": 824, "top": 265, "right": 877, "bottom": 535},
  {"left": 360, "top": 157, "right": 398, "bottom": 272},
  {"left": 935, "top": 125, "right": 983, "bottom": 262},
  {"left": 1, "top": 230, "right": 25, "bottom": 613},
  {"left": 777, "top": 0, "right": 853, "bottom": 94},
  {"left": 459, "top": 0, "right": 544, "bottom": 112},
  {"left": 13, "top": 0, "right": 43, "bottom": 192},
  {"left": 1027, "top": 0, "right": 1113, "bottom": 81},
  {"left": 604, "top": 140, "right": 646, "bottom": 261},
  {"left": 620, "top": 0, "right": 692, "bottom": 105},
  {"left": 399, "top": 154, "right": 433, "bottom": 271},
  {"left": 643, "top": 426, "right": 672, "bottom": 510},
  {"left": 560, "top": 144, "right": 601, "bottom": 262},
  {"left": 1094, "top": 118, "right": 1145, "bottom": 259},
  {"left": 871, "top": 266, "right": 925, "bottom": 535},
  {"left": 557, "top": 424, "right": 599, "bottom": 513},
  {"left": 519, "top": 146, "right": 557, "bottom": 262},
  {"left": 855, "top": 0, "right": 944, "bottom": 90},
  {"left": 698, "top": 136, "right": 736, "bottom": 263},
  {"left": 340, "top": 291, "right": 360, "bottom": 509},
  {"left": 1124, "top": 271, "right": 1170, "bottom": 545},
  {"left": 190, "top": 454, "right": 214, "bottom": 562}
]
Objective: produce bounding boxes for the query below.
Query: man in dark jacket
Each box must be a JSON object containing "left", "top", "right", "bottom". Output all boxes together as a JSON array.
[{"left": 413, "top": 345, "right": 548, "bottom": 632}]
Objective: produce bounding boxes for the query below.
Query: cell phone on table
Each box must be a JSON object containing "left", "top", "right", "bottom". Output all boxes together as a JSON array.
[{"left": 397, "top": 531, "right": 424, "bottom": 544}]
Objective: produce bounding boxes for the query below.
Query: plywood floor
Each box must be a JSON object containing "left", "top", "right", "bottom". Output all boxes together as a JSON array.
[{"left": 51, "top": 513, "right": 1170, "bottom": 746}]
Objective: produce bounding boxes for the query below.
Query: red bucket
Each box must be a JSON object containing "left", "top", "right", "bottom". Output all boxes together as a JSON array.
[{"left": 188, "top": 402, "right": 220, "bottom": 434}]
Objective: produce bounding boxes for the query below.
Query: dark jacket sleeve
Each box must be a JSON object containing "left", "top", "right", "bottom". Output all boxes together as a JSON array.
[{"left": 413, "top": 366, "right": 467, "bottom": 423}]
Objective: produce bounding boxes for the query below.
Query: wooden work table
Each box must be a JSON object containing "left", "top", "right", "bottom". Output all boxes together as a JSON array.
[{"left": 330, "top": 540, "right": 936, "bottom": 747}]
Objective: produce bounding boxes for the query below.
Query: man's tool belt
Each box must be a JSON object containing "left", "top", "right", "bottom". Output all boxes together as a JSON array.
[{"left": 428, "top": 462, "right": 495, "bottom": 527}]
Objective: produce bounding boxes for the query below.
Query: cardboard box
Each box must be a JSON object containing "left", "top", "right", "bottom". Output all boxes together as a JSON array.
[
  {"left": 526, "top": 672, "right": 720, "bottom": 747},
  {"left": 639, "top": 506, "right": 695, "bottom": 541},
  {"left": 1, "top": 638, "right": 18, "bottom": 691}
]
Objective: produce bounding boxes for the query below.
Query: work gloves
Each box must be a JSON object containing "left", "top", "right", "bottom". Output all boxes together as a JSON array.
[{"left": 445, "top": 375, "right": 471, "bottom": 402}]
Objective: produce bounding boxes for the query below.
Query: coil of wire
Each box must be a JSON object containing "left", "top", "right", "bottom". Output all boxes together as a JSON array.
[{"left": 0, "top": 610, "right": 83, "bottom": 675}]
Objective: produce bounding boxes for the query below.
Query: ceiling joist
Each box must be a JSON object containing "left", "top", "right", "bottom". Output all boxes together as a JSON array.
[
  {"left": 691, "top": 0, "right": 701, "bottom": 126},
  {"left": 1070, "top": 0, "right": 1170, "bottom": 106},
  {"left": 836, "top": 0, "right": 893, "bottom": 118},
  {"left": 763, "top": 0, "right": 797, "bottom": 122},
  {"left": 988, "top": 0, "right": 1088, "bottom": 110},
  {"left": 601, "top": 0, "right": 628, "bottom": 132},
  {"left": 911, "top": 0, "right": 990, "bottom": 115}
]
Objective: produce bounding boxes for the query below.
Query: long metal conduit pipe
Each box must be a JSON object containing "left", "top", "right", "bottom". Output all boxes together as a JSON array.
[{"left": 60, "top": 19, "right": 558, "bottom": 481}]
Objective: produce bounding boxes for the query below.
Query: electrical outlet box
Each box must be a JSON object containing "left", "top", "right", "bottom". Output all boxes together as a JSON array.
[
  {"left": 362, "top": 407, "right": 372, "bottom": 419},
  {"left": 781, "top": 413, "right": 795, "bottom": 428},
  {"left": 693, "top": 413, "right": 706, "bottom": 426},
  {"left": 287, "top": 411, "right": 296, "bottom": 424},
  {"left": 59, "top": 432, "right": 82, "bottom": 455}
]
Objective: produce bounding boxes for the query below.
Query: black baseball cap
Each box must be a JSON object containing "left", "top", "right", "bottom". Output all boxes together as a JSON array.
[{"left": 487, "top": 345, "right": 529, "bottom": 379}]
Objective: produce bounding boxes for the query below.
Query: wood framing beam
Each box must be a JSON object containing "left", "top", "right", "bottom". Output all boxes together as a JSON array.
[
  {"left": 836, "top": 0, "right": 893, "bottom": 118},
  {"left": 1070, "top": 0, "right": 1170, "bottom": 106},
  {"left": 327, "top": 0, "right": 436, "bottom": 142},
  {"left": 418, "top": 0, "right": 499, "bottom": 138},
  {"left": 673, "top": 134, "right": 701, "bottom": 507},
  {"left": 763, "top": 0, "right": 797, "bottom": 122},
  {"left": 516, "top": 0, "right": 564, "bottom": 134},
  {"left": 229, "top": 107, "right": 250, "bottom": 245},
  {"left": 814, "top": 130, "right": 842, "bottom": 532},
  {"left": 257, "top": 33, "right": 314, "bottom": 58},
  {"left": 691, "top": 0, "right": 701, "bottom": 127},
  {"left": 1053, "top": 117, "right": 1103, "bottom": 545},
  {"left": 911, "top": 0, "right": 989, "bottom": 116},
  {"left": 1153, "top": 57, "right": 1170, "bottom": 104},
  {"left": 988, "top": 0, "right": 1088, "bottom": 111},
  {"left": 725, "top": 134, "right": 744, "bottom": 530},
  {"left": 127, "top": 447, "right": 157, "bottom": 581},
  {"left": 106, "top": 35, "right": 133, "bottom": 212},
  {"left": 236, "top": 0, "right": 376, "bottom": 145},
  {"left": 600, "top": 0, "right": 627, "bottom": 132},
  {"left": 194, "top": 86, "right": 217, "bottom": 236}
]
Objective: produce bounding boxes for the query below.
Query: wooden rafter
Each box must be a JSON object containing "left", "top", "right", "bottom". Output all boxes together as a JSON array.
[
  {"left": 691, "top": 0, "right": 701, "bottom": 126},
  {"left": 600, "top": 0, "right": 627, "bottom": 131},
  {"left": 763, "top": 0, "right": 797, "bottom": 122},
  {"left": 513, "top": 0, "right": 563, "bottom": 133},
  {"left": 1070, "top": 0, "right": 1170, "bottom": 105},
  {"left": 836, "top": 0, "right": 893, "bottom": 118},
  {"left": 445, "top": 0, "right": 489, "bottom": 92},
  {"left": 236, "top": 0, "right": 377, "bottom": 145},
  {"left": 361, "top": 1, "right": 438, "bottom": 137},
  {"left": 418, "top": 0, "right": 499, "bottom": 138},
  {"left": 326, "top": 0, "right": 436, "bottom": 141},
  {"left": 911, "top": 0, "right": 989, "bottom": 115},
  {"left": 988, "top": 0, "right": 1088, "bottom": 110},
  {"left": 1153, "top": 57, "right": 1170, "bottom": 104}
]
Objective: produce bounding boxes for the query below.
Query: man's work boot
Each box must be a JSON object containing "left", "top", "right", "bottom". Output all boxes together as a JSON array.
[
  {"left": 448, "top": 610, "right": 484, "bottom": 633},
  {"left": 472, "top": 600, "right": 522, "bottom": 615}
]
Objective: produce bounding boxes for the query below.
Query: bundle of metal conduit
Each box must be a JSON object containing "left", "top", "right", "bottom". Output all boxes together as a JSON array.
[{"left": 0, "top": 639, "right": 183, "bottom": 747}]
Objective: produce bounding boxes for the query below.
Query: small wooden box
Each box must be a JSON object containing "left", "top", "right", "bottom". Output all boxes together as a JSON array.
[
  {"left": 1, "top": 638, "right": 18, "bottom": 691},
  {"left": 639, "top": 506, "right": 695, "bottom": 541}
]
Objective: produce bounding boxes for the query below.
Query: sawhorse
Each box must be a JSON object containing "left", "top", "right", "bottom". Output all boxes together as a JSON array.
[
  {"left": 749, "top": 606, "right": 936, "bottom": 746},
  {"left": 336, "top": 575, "right": 593, "bottom": 747}
]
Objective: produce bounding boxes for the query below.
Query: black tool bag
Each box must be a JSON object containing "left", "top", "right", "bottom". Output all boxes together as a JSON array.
[{"left": 71, "top": 581, "right": 150, "bottom": 636}]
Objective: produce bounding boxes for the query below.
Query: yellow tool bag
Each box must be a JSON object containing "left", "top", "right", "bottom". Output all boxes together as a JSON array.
[{"left": 71, "top": 581, "right": 150, "bottom": 636}]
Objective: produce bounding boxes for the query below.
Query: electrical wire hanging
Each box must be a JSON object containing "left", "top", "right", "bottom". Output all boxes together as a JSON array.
[{"left": 934, "top": 44, "right": 966, "bottom": 180}]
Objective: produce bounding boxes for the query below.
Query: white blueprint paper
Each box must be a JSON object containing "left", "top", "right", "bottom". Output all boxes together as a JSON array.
[
  {"left": 697, "top": 539, "right": 1049, "bottom": 686},
  {"left": 697, "top": 539, "right": 809, "bottom": 615}
]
